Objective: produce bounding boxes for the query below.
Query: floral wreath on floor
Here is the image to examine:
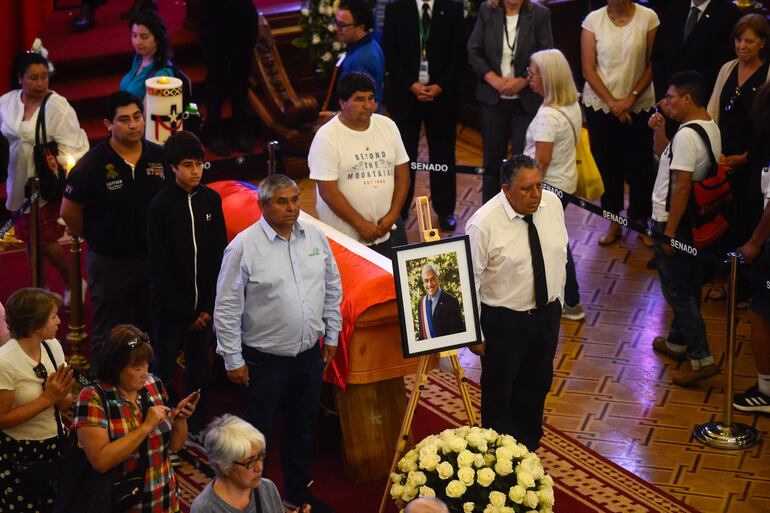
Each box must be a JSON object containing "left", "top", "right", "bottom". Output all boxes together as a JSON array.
[{"left": 390, "top": 426, "right": 555, "bottom": 513}]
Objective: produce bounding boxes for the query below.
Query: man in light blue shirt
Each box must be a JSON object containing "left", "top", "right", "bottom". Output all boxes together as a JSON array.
[{"left": 214, "top": 174, "right": 342, "bottom": 510}]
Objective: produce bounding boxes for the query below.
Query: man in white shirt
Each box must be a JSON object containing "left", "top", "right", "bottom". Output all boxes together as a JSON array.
[
  {"left": 466, "top": 154, "right": 567, "bottom": 450},
  {"left": 648, "top": 70, "right": 720, "bottom": 387},
  {"left": 308, "top": 72, "right": 410, "bottom": 255}
]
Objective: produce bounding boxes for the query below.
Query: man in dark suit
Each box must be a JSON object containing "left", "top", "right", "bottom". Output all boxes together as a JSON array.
[
  {"left": 652, "top": 0, "right": 740, "bottom": 102},
  {"left": 382, "top": 0, "right": 465, "bottom": 232},
  {"left": 418, "top": 264, "right": 465, "bottom": 339}
]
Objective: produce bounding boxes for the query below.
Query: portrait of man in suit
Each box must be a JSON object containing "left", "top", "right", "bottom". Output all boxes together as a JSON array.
[{"left": 417, "top": 263, "right": 465, "bottom": 340}]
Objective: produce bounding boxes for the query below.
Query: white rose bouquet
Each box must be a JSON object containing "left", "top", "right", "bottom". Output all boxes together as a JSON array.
[
  {"left": 292, "top": 0, "right": 345, "bottom": 75},
  {"left": 390, "top": 427, "right": 554, "bottom": 513}
]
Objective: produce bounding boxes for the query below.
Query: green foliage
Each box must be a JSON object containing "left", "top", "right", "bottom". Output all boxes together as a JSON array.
[{"left": 406, "top": 251, "right": 464, "bottom": 335}]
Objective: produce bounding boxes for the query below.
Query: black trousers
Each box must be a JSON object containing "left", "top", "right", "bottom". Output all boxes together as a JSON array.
[
  {"left": 480, "top": 301, "right": 561, "bottom": 450},
  {"left": 584, "top": 107, "right": 654, "bottom": 221},
  {"left": 479, "top": 99, "right": 534, "bottom": 203},
  {"left": 85, "top": 251, "right": 150, "bottom": 372},
  {"left": 391, "top": 99, "right": 457, "bottom": 220},
  {"left": 199, "top": 0, "right": 258, "bottom": 130}
]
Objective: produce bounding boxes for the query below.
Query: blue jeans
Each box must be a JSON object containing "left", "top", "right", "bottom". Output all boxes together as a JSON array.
[
  {"left": 152, "top": 319, "right": 211, "bottom": 434},
  {"left": 652, "top": 220, "right": 711, "bottom": 359},
  {"left": 242, "top": 343, "right": 324, "bottom": 506}
]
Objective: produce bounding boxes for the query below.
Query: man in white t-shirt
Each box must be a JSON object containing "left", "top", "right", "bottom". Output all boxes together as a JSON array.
[
  {"left": 309, "top": 72, "right": 410, "bottom": 255},
  {"left": 648, "top": 70, "right": 721, "bottom": 387}
]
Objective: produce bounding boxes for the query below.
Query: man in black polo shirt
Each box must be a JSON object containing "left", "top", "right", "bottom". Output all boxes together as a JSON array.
[{"left": 61, "top": 91, "right": 171, "bottom": 367}]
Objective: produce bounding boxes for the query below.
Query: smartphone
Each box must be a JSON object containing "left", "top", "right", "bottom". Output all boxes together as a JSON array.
[{"left": 170, "top": 389, "right": 202, "bottom": 420}]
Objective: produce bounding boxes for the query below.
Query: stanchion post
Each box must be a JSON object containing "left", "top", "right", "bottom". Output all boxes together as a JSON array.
[
  {"left": 266, "top": 140, "right": 279, "bottom": 176},
  {"left": 693, "top": 252, "right": 759, "bottom": 449},
  {"left": 65, "top": 234, "right": 89, "bottom": 373},
  {"left": 28, "top": 178, "right": 44, "bottom": 287}
]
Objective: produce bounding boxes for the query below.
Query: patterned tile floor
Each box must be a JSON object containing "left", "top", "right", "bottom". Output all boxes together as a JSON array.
[{"left": 373, "top": 127, "right": 770, "bottom": 513}]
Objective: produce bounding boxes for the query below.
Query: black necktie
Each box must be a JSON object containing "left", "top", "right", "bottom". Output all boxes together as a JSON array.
[
  {"left": 524, "top": 214, "right": 548, "bottom": 309},
  {"left": 421, "top": 2, "right": 431, "bottom": 38},
  {"left": 683, "top": 6, "right": 700, "bottom": 42}
]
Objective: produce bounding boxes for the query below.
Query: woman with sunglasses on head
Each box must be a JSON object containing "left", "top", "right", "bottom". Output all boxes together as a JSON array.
[
  {"left": 0, "top": 288, "right": 74, "bottom": 513},
  {"left": 74, "top": 324, "right": 199, "bottom": 513},
  {"left": 707, "top": 14, "right": 770, "bottom": 247},
  {"left": 191, "top": 414, "right": 310, "bottom": 513}
]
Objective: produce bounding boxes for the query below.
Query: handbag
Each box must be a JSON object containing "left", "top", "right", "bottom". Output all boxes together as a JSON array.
[
  {"left": 553, "top": 107, "right": 604, "bottom": 201},
  {"left": 33, "top": 92, "right": 66, "bottom": 202},
  {"left": 10, "top": 341, "right": 67, "bottom": 493},
  {"left": 53, "top": 385, "right": 150, "bottom": 513}
]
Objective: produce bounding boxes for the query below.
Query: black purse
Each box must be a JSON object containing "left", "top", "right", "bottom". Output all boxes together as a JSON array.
[
  {"left": 53, "top": 385, "right": 151, "bottom": 513},
  {"left": 32, "top": 92, "right": 66, "bottom": 202}
]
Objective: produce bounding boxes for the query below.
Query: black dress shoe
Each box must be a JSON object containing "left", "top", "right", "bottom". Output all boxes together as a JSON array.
[
  {"left": 72, "top": 6, "right": 95, "bottom": 31},
  {"left": 208, "top": 135, "right": 230, "bottom": 157},
  {"left": 439, "top": 215, "right": 457, "bottom": 232},
  {"left": 234, "top": 133, "right": 252, "bottom": 154}
]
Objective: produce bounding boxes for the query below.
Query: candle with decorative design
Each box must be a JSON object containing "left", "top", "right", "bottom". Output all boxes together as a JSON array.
[{"left": 144, "top": 76, "right": 184, "bottom": 144}]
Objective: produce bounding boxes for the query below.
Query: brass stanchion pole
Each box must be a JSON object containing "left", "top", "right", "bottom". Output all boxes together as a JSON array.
[
  {"left": 28, "top": 178, "right": 44, "bottom": 287},
  {"left": 65, "top": 234, "right": 89, "bottom": 373},
  {"left": 266, "top": 140, "right": 279, "bottom": 176},
  {"left": 693, "top": 252, "right": 759, "bottom": 449}
]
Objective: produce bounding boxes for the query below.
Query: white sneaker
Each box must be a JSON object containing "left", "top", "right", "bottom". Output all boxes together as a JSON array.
[{"left": 562, "top": 303, "right": 586, "bottom": 321}]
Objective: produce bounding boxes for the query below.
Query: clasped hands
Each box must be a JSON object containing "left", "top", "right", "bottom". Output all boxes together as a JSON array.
[
  {"left": 609, "top": 95, "right": 636, "bottom": 124},
  {"left": 410, "top": 82, "right": 443, "bottom": 102},
  {"left": 354, "top": 212, "right": 398, "bottom": 244}
]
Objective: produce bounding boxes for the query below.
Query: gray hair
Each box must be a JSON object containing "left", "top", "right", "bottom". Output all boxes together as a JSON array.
[
  {"left": 405, "top": 497, "right": 449, "bottom": 513},
  {"left": 258, "top": 174, "right": 298, "bottom": 203},
  {"left": 202, "top": 414, "right": 266, "bottom": 475},
  {"left": 421, "top": 263, "right": 440, "bottom": 280},
  {"left": 500, "top": 154, "right": 541, "bottom": 188}
]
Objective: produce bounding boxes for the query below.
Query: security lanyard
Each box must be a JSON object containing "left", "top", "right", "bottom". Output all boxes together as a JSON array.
[
  {"left": 504, "top": 13, "right": 520, "bottom": 71},
  {"left": 419, "top": 11, "right": 430, "bottom": 57}
]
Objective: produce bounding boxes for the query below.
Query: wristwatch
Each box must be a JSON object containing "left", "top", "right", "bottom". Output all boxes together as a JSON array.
[{"left": 631, "top": 90, "right": 640, "bottom": 96}]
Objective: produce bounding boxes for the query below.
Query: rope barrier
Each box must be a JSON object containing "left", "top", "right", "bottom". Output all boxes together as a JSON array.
[{"left": 0, "top": 191, "right": 37, "bottom": 240}]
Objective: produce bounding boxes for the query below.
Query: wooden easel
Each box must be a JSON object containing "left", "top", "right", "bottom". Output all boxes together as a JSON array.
[{"left": 377, "top": 196, "right": 478, "bottom": 513}]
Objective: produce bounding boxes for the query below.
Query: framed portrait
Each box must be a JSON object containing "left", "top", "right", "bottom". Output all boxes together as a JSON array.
[{"left": 392, "top": 235, "right": 481, "bottom": 358}]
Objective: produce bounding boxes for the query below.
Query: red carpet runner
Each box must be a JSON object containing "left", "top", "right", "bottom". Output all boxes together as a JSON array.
[{"left": 174, "top": 370, "right": 701, "bottom": 513}]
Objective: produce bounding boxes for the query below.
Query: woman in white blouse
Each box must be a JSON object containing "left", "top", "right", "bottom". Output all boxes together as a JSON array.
[
  {"left": 0, "top": 288, "right": 74, "bottom": 513},
  {"left": 581, "top": 0, "right": 659, "bottom": 246},
  {"left": 0, "top": 52, "right": 89, "bottom": 303},
  {"left": 524, "top": 48, "right": 584, "bottom": 320}
]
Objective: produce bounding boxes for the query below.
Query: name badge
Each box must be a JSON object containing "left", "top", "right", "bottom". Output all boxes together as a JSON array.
[
  {"left": 762, "top": 165, "right": 770, "bottom": 208},
  {"left": 418, "top": 59, "right": 430, "bottom": 85}
]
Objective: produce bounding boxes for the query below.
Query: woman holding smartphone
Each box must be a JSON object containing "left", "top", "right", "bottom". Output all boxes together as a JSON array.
[{"left": 73, "top": 324, "right": 199, "bottom": 513}]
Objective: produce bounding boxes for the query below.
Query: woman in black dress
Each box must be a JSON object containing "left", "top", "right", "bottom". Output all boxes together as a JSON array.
[{"left": 708, "top": 14, "right": 770, "bottom": 246}]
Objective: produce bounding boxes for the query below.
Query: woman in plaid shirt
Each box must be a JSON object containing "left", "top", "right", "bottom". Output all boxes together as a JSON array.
[{"left": 74, "top": 324, "right": 200, "bottom": 512}]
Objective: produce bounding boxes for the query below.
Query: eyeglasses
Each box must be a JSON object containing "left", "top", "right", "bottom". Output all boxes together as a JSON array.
[
  {"left": 724, "top": 86, "right": 742, "bottom": 112},
  {"left": 233, "top": 451, "right": 267, "bottom": 470},
  {"left": 526, "top": 66, "right": 538, "bottom": 78},
  {"left": 33, "top": 362, "right": 48, "bottom": 381},
  {"left": 126, "top": 333, "right": 150, "bottom": 350},
  {"left": 332, "top": 18, "right": 358, "bottom": 29},
  {"left": 664, "top": 92, "right": 684, "bottom": 102}
]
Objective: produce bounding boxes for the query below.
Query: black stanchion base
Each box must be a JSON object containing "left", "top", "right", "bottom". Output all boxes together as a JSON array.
[{"left": 693, "top": 422, "right": 760, "bottom": 449}]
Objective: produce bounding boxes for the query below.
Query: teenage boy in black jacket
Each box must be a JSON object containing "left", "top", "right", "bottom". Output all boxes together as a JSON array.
[{"left": 147, "top": 131, "right": 227, "bottom": 435}]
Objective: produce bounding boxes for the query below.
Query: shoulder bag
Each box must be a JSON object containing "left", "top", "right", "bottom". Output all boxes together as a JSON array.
[
  {"left": 553, "top": 106, "right": 604, "bottom": 201},
  {"left": 33, "top": 92, "right": 66, "bottom": 202},
  {"left": 53, "top": 384, "right": 151, "bottom": 513}
]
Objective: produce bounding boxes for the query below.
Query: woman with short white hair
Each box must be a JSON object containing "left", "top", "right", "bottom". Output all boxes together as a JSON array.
[{"left": 191, "top": 414, "right": 308, "bottom": 513}]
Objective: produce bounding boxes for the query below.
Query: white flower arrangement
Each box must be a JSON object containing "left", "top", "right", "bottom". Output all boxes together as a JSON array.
[
  {"left": 292, "top": 0, "right": 345, "bottom": 75},
  {"left": 390, "top": 427, "right": 554, "bottom": 513}
]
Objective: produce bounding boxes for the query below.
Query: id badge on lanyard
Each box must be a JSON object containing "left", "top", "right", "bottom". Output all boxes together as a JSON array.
[
  {"left": 419, "top": 49, "right": 430, "bottom": 85},
  {"left": 762, "top": 164, "right": 770, "bottom": 208}
]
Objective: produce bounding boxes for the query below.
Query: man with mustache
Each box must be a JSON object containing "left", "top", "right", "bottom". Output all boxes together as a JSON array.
[
  {"left": 214, "top": 174, "right": 342, "bottom": 511},
  {"left": 61, "top": 91, "right": 171, "bottom": 370},
  {"left": 466, "top": 154, "right": 567, "bottom": 450}
]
